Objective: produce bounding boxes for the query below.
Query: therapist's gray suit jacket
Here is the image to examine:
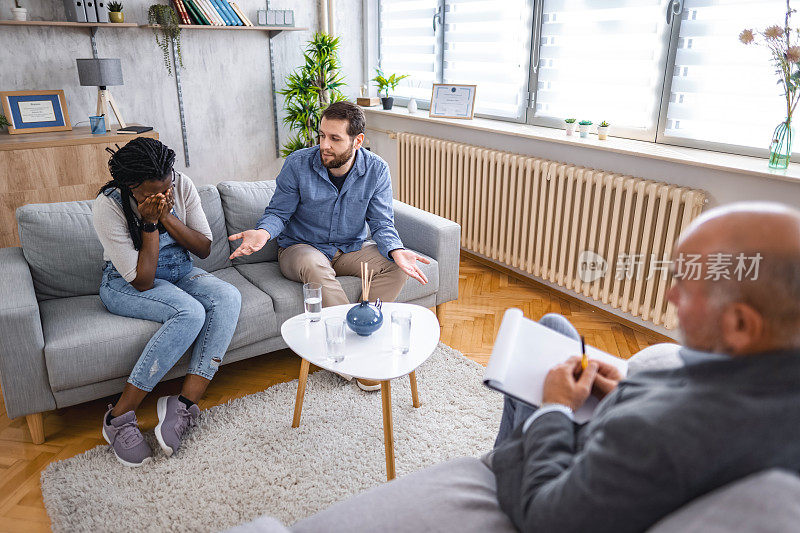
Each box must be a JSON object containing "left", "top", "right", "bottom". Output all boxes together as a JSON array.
[{"left": 491, "top": 348, "right": 800, "bottom": 533}]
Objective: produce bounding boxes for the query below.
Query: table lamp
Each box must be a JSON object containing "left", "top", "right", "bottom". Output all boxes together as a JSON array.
[{"left": 76, "top": 58, "right": 127, "bottom": 129}]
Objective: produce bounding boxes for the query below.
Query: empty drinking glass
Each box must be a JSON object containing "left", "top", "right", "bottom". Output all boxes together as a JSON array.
[
  {"left": 303, "top": 282, "right": 322, "bottom": 322},
  {"left": 325, "top": 317, "right": 346, "bottom": 363},
  {"left": 391, "top": 310, "right": 412, "bottom": 355}
]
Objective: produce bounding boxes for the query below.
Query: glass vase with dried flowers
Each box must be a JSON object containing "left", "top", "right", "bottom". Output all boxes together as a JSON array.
[{"left": 740, "top": 1, "right": 800, "bottom": 169}]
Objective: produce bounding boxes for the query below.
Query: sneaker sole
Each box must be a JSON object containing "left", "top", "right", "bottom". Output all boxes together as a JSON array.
[
  {"left": 154, "top": 396, "right": 174, "bottom": 457},
  {"left": 101, "top": 425, "right": 152, "bottom": 468}
]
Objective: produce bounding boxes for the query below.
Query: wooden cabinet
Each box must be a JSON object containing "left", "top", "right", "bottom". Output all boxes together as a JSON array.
[{"left": 0, "top": 127, "right": 158, "bottom": 248}]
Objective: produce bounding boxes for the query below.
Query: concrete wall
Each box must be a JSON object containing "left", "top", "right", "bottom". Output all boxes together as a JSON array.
[{"left": 1, "top": 0, "right": 364, "bottom": 186}]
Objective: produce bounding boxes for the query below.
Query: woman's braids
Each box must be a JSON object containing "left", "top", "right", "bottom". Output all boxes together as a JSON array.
[{"left": 98, "top": 137, "right": 176, "bottom": 251}]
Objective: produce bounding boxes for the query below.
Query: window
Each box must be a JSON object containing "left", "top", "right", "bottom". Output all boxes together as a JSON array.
[
  {"left": 377, "top": 0, "right": 793, "bottom": 158},
  {"left": 660, "top": 0, "right": 789, "bottom": 151},
  {"left": 379, "top": 0, "right": 533, "bottom": 121},
  {"left": 532, "top": 0, "right": 672, "bottom": 140}
]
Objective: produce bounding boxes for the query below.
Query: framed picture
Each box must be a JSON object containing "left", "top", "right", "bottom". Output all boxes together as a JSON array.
[
  {"left": 429, "top": 84, "right": 476, "bottom": 119},
  {"left": 0, "top": 90, "right": 71, "bottom": 135}
]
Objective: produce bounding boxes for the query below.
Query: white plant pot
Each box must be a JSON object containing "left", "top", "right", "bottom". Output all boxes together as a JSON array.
[
  {"left": 578, "top": 124, "right": 591, "bottom": 138},
  {"left": 565, "top": 123, "right": 577, "bottom": 136},
  {"left": 11, "top": 7, "right": 27, "bottom": 20},
  {"left": 407, "top": 98, "right": 418, "bottom": 114},
  {"left": 597, "top": 126, "right": 609, "bottom": 140}
]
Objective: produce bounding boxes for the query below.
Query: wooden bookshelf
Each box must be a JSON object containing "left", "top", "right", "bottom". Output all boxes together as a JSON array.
[
  {"left": 0, "top": 20, "right": 137, "bottom": 28},
  {"left": 142, "top": 24, "right": 307, "bottom": 32}
]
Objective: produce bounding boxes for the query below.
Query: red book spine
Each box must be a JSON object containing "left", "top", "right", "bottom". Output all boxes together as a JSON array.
[{"left": 173, "top": 0, "right": 192, "bottom": 24}]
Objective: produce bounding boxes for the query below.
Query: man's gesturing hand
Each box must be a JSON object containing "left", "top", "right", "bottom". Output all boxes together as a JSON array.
[
  {"left": 390, "top": 249, "right": 430, "bottom": 285},
  {"left": 228, "top": 229, "right": 271, "bottom": 259},
  {"left": 542, "top": 356, "right": 599, "bottom": 411}
]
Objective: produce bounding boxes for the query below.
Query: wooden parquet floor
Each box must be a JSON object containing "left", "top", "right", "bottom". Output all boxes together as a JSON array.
[{"left": 0, "top": 255, "right": 669, "bottom": 532}]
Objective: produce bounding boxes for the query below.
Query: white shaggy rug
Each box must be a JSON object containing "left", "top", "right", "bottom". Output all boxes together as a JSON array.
[{"left": 41, "top": 343, "right": 503, "bottom": 532}]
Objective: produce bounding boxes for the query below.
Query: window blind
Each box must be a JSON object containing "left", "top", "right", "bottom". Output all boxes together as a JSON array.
[
  {"left": 442, "top": 0, "right": 533, "bottom": 120},
  {"left": 535, "top": 0, "right": 670, "bottom": 134},
  {"left": 664, "top": 0, "right": 788, "bottom": 149},
  {"left": 378, "top": 0, "right": 439, "bottom": 102}
]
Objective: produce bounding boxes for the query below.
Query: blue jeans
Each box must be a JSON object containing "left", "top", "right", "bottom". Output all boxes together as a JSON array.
[
  {"left": 493, "top": 313, "right": 581, "bottom": 448},
  {"left": 100, "top": 261, "right": 242, "bottom": 392}
]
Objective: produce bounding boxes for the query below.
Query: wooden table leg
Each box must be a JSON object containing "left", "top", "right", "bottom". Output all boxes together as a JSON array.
[
  {"left": 381, "top": 380, "right": 396, "bottom": 481},
  {"left": 292, "top": 358, "right": 310, "bottom": 428},
  {"left": 409, "top": 371, "right": 420, "bottom": 408}
]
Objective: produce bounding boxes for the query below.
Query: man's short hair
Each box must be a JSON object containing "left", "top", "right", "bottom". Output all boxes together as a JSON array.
[{"left": 321, "top": 101, "right": 365, "bottom": 139}]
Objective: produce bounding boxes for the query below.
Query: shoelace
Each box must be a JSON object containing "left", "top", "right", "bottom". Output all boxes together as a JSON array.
[
  {"left": 175, "top": 407, "right": 197, "bottom": 438},
  {"left": 115, "top": 417, "right": 144, "bottom": 448}
]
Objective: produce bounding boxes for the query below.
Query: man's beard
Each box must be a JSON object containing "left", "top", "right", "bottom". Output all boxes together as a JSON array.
[{"left": 322, "top": 142, "right": 355, "bottom": 169}]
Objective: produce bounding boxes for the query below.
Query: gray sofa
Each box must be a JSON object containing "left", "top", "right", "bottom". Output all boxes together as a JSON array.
[
  {"left": 227, "top": 344, "right": 800, "bottom": 533},
  {"left": 0, "top": 180, "right": 461, "bottom": 443}
]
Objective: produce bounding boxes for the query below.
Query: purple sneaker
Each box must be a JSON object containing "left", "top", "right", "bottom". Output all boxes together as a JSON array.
[
  {"left": 155, "top": 395, "right": 200, "bottom": 456},
  {"left": 101, "top": 404, "right": 152, "bottom": 467}
]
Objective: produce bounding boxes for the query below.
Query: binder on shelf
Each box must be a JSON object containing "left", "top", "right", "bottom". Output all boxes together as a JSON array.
[
  {"left": 230, "top": 2, "right": 252, "bottom": 26},
  {"left": 95, "top": 0, "right": 109, "bottom": 22},
  {"left": 63, "top": 0, "right": 88, "bottom": 22},
  {"left": 84, "top": 0, "right": 98, "bottom": 22},
  {"left": 266, "top": 10, "right": 275, "bottom": 25}
]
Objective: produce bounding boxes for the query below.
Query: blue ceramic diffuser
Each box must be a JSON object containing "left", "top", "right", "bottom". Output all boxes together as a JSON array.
[{"left": 346, "top": 299, "right": 383, "bottom": 336}]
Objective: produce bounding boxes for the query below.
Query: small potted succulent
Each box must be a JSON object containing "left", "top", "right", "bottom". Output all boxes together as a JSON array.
[
  {"left": 597, "top": 120, "right": 610, "bottom": 140},
  {"left": 578, "top": 120, "right": 592, "bottom": 138},
  {"left": 11, "top": 0, "right": 27, "bottom": 21},
  {"left": 564, "top": 118, "right": 577, "bottom": 136},
  {"left": 108, "top": 1, "right": 124, "bottom": 22},
  {"left": 372, "top": 68, "right": 409, "bottom": 110}
]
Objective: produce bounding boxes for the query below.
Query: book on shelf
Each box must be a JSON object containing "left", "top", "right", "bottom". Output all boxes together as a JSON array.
[
  {"left": 199, "top": 0, "right": 224, "bottom": 25},
  {"left": 229, "top": 2, "right": 252, "bottom": 26},
  {"left": 213, "top": 0, "right": 238, "bottom": 25},
  {"left": 208, "top": 0, "right": 231, "bottom": 25},
  {"left": 221, "top": 0, "right": 243, "bottom": 25},
  {"left": 192, "top": 0, "right": 217, "bottom": 25},
  {"left": 172, "top": 0, "right": 192, "bottom": 25},
  {"left": 184, "top": 0, "right": 208, "bottom": 25}
]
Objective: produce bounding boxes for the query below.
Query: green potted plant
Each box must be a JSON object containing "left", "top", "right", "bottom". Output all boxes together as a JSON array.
[
  {"left": 371, "top": 68, "right": 409, "bottom": 110},
  {"left": 11, "top": 0, "right": 27, "bottom": 21},
  {"left": 578, "top": 120, "right": 592, "bottom": 138},
  {"left": 564, "top": 118, "right": 577, "bottom": 136},
  {"left": 108, "top": 1, "right": 124, "bottom": 23},
  {"left": 0, "top": 114, "right": 10, "bottom": 130},
  {"left": 279, "top": 32, "right": 347, "bottom": 157},
  {"left": 148, "top": 4, "right": 183, "bottom": 76},
  {"left": 597, "top": 120, "right": 610, "bottom": 140}
]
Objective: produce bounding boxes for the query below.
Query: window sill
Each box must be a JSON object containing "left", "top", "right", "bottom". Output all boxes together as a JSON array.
[{"left": 362, "top": 107, "right": 800, "bottom": 185}]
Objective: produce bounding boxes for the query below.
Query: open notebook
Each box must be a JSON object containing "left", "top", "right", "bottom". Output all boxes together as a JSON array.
[{"left": 484, "top": 308, "right": 628, "bottom": 423}]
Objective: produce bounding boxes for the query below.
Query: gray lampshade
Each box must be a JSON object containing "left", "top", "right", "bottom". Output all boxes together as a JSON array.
[{"left": 76, "top": 58, "right": 123, "bottom": 87}]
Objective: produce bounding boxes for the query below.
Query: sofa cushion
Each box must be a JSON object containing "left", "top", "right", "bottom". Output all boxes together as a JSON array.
[
  {"left": 218, "top": 180, "right": 280, "bottom": 264},
  {"left": 289, "top": 457, "right": 517, "bottom": 533},
  {"left": 17, "top": 200, "right": 104, "bottom": 300},
  {"left": 648, "top": 469, "right": 800, "bottom": 533},
  {"left": 234, "top": 262, "right": 361, "bottom": 326},
  {"left": 41, "top": 268, "right": 277, "bottom": 392},
  {"left": 191, "top": 185, "right": 232, "bottom": 273}
]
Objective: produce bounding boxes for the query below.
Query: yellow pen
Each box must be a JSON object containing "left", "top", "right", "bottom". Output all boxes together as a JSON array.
[{"left": 580, "top": 335, "right": 588, "bottom": 371}]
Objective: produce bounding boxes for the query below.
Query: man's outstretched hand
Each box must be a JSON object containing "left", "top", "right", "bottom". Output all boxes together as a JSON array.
[
  {"left": 390, "top": 249, "right": 430, "bottom": 285},
  {"left": 228, "top": 229, "right": 271, "bottom": 259},
  {"left": 542, "top": 356, "right": 599, "bottom": 411}
]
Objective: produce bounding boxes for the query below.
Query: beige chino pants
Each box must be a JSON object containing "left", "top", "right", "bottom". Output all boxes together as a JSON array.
[{"left": 278, "top": 243, "right": 408, "bottom": 307}]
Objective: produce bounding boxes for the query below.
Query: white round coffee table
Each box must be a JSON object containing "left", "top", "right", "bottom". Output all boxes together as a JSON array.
[{"left": 281, "top": 302, "right": 440, "bottom": 480}]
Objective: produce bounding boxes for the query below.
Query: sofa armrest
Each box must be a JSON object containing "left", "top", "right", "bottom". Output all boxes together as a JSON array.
[
  {"left": 0, "top": 247, "right": 55, "bottom": 419},
  {"left": 393, "top": 200, "right": 461, "bottom": 305}
]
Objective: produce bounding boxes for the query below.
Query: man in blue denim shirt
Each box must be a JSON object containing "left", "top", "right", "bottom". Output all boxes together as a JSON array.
[{"left": 229, "top": 102, "right": 430, "bottom": 388}]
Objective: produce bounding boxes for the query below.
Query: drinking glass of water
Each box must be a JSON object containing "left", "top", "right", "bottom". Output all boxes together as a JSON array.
[
  {"left": 391, "top": 310, "right": 412, "bottom": 355},
  {"left": 325, "top": 317, "right": 346, "bottom": 363},
  {"left": 303, "top": 282, "right": 322, "bottom": 322}
]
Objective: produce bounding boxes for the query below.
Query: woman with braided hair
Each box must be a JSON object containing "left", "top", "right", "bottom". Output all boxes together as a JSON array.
[{"left": 92, "top": 137, "right": 241, "bottom": 467}]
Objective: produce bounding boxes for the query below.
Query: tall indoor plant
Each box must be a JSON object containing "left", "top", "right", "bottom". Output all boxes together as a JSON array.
[
  {"left": 279, "top": 33, "right": 347, "bottom": 157},
  {"left": 740, "top": 0, "right": 800, "bottom": 168}
]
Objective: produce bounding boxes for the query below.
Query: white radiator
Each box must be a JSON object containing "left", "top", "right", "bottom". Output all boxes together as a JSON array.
[{"left": 396, "top": 132, "right": 707, "bottom": 329}]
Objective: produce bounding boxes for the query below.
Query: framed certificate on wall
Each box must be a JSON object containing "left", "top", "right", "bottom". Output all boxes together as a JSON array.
[
  {"left": 429, "top": 84, "right": 476, "bottom": 119},
  {"left": 1, "top": 90, "right": 71, "bottom": 135}
]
